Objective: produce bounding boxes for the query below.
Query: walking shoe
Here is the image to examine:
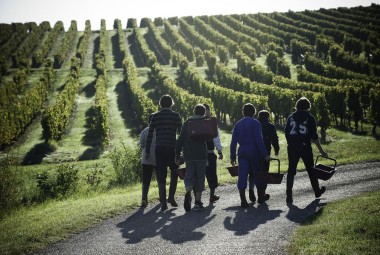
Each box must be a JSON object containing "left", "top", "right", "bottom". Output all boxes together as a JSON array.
[
  {"left": 184, "top": 191, "right": 192, "bottom": 212},
  {"left": 241, "top": 201, "right": 249, "bottom": 208},
  {"left": 210, "top": 194, "right": 220, "bottom": 202},
  {"left": 315, "top": 186, "right": 326, "bottom": 198},
  {"left": 249, "top": 189, "right": 256, "bottom": 203},
  {"left": 141, "top": 200, "right": 147, "bottom": 207},
  {"left": 160, "top": 202, "right": 168, "bottom": 211},
  {"left": 167, "top": 198, "right": 178, "bottom": 207},
  {"left": 258, "top": 194, "right": 270, "bottom": 204},
  {"left": 194, "top": 201, "right": 205, "bottom": 211}
]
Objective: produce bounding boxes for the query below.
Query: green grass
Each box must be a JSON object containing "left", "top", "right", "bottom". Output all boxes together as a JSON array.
[{"left": 288, "top": 190, "right": 380, "bottom": 255}]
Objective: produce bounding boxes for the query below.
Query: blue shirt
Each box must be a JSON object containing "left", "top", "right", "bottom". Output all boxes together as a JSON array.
[{"left": 230, "top": 117, "right": 268, "bottom": 161}]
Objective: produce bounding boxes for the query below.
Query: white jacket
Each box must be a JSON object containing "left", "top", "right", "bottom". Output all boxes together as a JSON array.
[{"left": 140, "top": 127, "right": 156, "bottom": 166}]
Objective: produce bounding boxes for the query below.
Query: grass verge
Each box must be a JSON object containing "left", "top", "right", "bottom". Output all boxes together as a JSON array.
[{"left": 288, "top": 189, "right": 380, "bottom": 255}]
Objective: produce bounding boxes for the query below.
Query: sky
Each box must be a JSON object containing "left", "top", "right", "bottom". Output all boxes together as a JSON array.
[{"left": 0, "top": 0, "right": 379, "bottom": 31}]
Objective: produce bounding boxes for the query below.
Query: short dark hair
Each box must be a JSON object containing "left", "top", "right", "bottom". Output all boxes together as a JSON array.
[
  {"left": 243, "top": 103, "right": 256, "bottom": 117},
  {"left": 194, "top": 104, "right": 206, "bottom": 116},
  {"left": 295, "top": 97, "right": 311, "bottom": 111},
  {"left": 159, "top": 94, "right": 174, "bottom": 108},
  {"left": 258, "top": 110, "right": 270, "bottom": 120},
  {"left": 203, "top": 103, "right": 210, "bottom": 111}
]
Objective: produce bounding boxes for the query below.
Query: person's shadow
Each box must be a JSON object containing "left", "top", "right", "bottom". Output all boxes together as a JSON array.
[
  {"left": 223, "top": 204, "right": 283, "bottom": 235},
  {"left": 117, "top": 203, "right": 217, "bottom": 244},
  {"left": 117, "top": 204, "right": 173, "bottom": 244},
  {"left": 160, "top": 203, "right": 216, "bottom": 243},
  {"left": 286, "top": 199, "right": 326, "bottom": 224}
]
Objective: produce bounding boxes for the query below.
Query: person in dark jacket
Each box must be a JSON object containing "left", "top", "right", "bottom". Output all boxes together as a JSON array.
[
  {"left": 146, "top": 95, "right": 182, "bottom": 211},
  {"left": 230, "top": 103, "right": 271, "bottom": 208},
  {"left": 285, "top": 97, "right": 328, "bottom": 203},
  {"left": 248, "top": 110, "right": 279, "bottom": 203},
  {"left": 175, "top": 104, "right": 208, "bottom": 212}
]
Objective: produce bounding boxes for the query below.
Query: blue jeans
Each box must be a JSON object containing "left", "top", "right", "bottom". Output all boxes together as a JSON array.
[{"left": 238, "top": 156, "right": 264, "bottom": 190}]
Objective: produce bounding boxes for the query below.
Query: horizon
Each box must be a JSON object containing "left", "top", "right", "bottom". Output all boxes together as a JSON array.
[{"left": 0, "top": 0, "right": 379, "bottom": 31}]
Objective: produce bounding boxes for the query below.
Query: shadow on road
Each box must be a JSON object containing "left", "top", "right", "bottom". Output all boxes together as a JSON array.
[
  {"left": 286, "top": 199, "right": 326, "bottom": 223},
  {"left": 223, "top": 204, "right": 283, "bottom": 235},
  {"left": 117, "top": 203, "right": 217, "bottom": 244}
]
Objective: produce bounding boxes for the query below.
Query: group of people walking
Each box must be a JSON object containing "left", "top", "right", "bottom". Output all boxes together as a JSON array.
[{"left": 139, "top": 94, "right": 328, "bottom": 212}]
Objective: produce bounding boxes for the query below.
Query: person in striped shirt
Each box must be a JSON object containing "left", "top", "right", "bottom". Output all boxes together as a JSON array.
[{"left": 146, "top": 95, "right": 182, "bottom": 211}]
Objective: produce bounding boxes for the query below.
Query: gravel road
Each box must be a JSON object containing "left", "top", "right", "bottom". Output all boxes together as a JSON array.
[{"left": 36, "top": 161, "right": 380, "bottom": 255}]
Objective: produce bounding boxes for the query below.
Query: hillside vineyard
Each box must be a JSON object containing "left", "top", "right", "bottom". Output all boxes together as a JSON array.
[{"left": 0, "top": 4, "right": 380, "bottom": 163}]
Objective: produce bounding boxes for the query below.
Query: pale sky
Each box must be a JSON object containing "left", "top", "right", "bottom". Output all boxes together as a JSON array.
[{"left": 0, "top": 0, "right": 379, "bottom": 31}]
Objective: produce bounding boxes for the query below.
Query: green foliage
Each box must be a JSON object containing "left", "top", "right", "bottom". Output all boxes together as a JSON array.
[
  {"left": 36, "top": 163, "right": 79, "bottom": 200},
  {"left": 0, "top": 156, "right": 21, "bottom": 218},
  {"left": 109, "top": 143, "right": 142, "bottom": 186}
]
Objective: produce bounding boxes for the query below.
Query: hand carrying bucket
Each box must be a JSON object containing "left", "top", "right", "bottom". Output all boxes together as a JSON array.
[
  {"left": 253, "top": 159, "right": 284, "bottom": 184},
  {"left": 312, "top": 155, "right": 337, "bottom": 181}
]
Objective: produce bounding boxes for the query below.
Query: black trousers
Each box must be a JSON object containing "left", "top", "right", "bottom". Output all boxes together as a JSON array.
[
  {"left": 155, "top": 146, "right": 178, "bottom": 202},
  {"left": 287, "top": 143, "right": 314, "bottom": 176},
  {"left": 142, "top": 164, "right": 155, "bottom": 185},
  {"left": 206, "top": 153, "right": 218, "bottom": 190}
]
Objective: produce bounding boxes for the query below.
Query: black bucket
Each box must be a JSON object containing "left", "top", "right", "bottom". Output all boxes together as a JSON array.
[
  {"left": 253, "top": 159, "right": 284, "bottom": 184},
  {"left": 312, "top": 155, "right": 337, "bottom": 181}
]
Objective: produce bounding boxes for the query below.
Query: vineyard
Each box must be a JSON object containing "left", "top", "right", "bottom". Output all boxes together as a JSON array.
[
  {"left": 1, "top": 4, "right": 380, "bottom": 254},
  {"left": 1, "top": 4, "right": 380, "bottom": 164}
]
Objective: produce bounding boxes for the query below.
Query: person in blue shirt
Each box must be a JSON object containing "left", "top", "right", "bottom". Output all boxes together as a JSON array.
[{"left": 230, "top": 103, "right": 271, "bottom": 208}]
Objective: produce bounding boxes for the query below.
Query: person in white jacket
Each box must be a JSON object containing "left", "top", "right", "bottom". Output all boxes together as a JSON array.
[{"left": 139, "top": 114, "right": 156, "bottom": 207}]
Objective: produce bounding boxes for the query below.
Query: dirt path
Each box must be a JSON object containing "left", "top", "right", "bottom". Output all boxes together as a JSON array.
[{"left": 36, "top": 161, "right": 380, "bottom": 255}]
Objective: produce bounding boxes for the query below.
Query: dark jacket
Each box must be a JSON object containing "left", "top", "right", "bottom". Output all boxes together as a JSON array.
[
  {"left": 175, "top": 115, "right": 208, "bottom": 161},
  {"left": 259, "top": 118, "right": 279, "bottom": 154},
  {"left": 285, "top": 110, "right": 318, "bottom": 146}
]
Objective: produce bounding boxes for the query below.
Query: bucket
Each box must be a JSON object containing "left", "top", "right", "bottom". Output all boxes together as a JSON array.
[
  {"left": 312, "top": 155, "right": 337, "bottom": 181},
  {"left": 177, "top": 167, "right": 186, "bottom": 180},
  {"left": 253, "top": 159, "right": 284, "bottom": 184},
  {"left": 227, "top": 165, "right": 239, "bottom": 177}
]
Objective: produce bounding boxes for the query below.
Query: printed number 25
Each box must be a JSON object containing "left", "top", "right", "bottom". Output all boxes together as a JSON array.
[{"left": 289, "top": 121, "right": 307, "bottom": 135}]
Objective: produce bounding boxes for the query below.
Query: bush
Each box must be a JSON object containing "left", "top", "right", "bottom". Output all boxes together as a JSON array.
[
  {"left": 109, "top": 143, "right": 141, "bottom": 186},
  {"left": 36, "top": 163, "right": 79, "bottom": 200},
  {"left": 0, "top": 156, "right": 21, "bottom": 218}
]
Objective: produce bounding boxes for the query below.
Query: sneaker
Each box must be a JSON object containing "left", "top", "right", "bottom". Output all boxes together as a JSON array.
[
  {"left": 210, "top": 194, "right": 220, "bottom": 203},
  {"left": 286, "top": 196, "right": 293, "bottom": 204},
  {"left": 249, "top": 189, "right": 256, "bottom": 203},
  {"left": 315, "top": 186, "right": 326, "bottom": 198},
  {"left": 160, "top": 202, "right": 168, "bottom": 211},
  {"left": 167, "top": 198, "right": 178, "bottom": 207},
  {"left": 141, "top": 200, "right": 147, "bottom": 207},
  {"left": 194, "top": 201, "right": 205, "bottom": 211},
  {"left": 184, "top": 191, "right": 192, "bottom": 212},
  {"left": 258, "top": 194, "right": 270, "bottom": 204},
  {"left": 241, "top": 201, "right": 249, "bottom": 208}
]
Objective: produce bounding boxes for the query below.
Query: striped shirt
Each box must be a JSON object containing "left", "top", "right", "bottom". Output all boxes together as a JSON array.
[{"left": 145, "top": 108, "right": 182, "bottom": 153}]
